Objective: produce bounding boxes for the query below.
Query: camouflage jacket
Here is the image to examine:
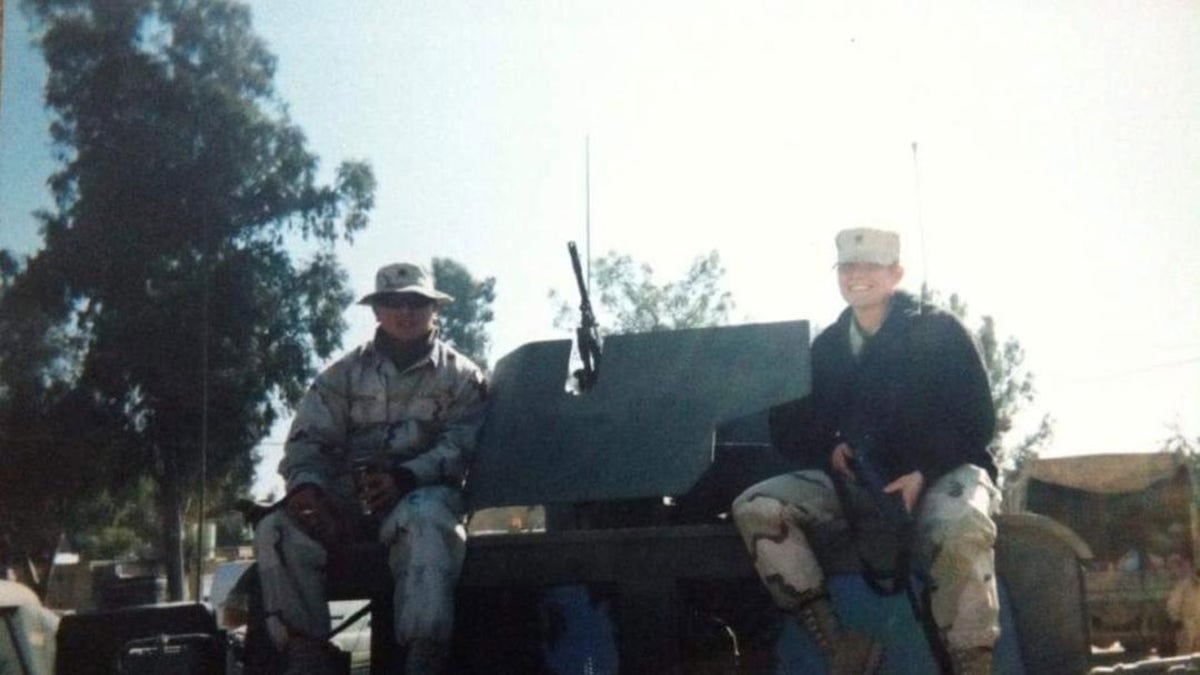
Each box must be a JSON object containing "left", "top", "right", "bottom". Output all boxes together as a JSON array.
[{"left": 278, "top": 335, "right": 488, "bottom": 499}]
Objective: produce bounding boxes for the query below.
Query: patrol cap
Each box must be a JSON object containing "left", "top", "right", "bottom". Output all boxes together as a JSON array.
[
  {"left": 357, "top": 262, "right": 454, "bottom": 306},
  {"left": 835, "top": 228, "right": 901, "bottom": 266}
]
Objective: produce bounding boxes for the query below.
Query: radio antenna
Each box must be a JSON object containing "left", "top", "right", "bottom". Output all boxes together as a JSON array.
[
  {"left": 585, "top": 135, "right": 592, "bottom": 290},
  {"left": 911, "top": 141, "right": 929, "bottom": 308}
]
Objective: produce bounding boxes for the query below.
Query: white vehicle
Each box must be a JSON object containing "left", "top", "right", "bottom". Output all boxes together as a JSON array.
[{"left": 0, "top": 580, "right": 59, "bottom": 675}]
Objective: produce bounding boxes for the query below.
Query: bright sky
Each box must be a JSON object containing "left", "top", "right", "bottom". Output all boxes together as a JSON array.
[{"left": 3, "top": 1, "right": 1198, "bottom": 498}]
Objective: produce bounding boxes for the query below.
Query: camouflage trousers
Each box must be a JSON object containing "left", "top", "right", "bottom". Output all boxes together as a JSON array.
[
  {"left": 254, "top": 485, "right": 467, "bottom": 649},
  {"left": 731, "top": 464, "right": 1002, "bottom": 650}
]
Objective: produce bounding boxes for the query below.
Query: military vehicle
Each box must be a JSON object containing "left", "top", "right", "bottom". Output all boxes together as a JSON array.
[
  {"left": 1018, "top": 453, "right": 1197, "bottom": 659},
  {"left": 439, "top": 322, "right": 1091, "bottom": 674}
]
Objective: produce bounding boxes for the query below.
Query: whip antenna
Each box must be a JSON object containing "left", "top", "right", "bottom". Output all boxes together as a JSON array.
[
  {"left": 911, "top": 141, "right": 929, "bottom": 309},
  {"left": 585, "top": 135, "right": 592, "bottom": 289}
]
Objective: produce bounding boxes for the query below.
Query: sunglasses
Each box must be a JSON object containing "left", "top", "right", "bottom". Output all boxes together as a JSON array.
[{"left": 374, "top": 295, "right": 435, "bottom": 310}]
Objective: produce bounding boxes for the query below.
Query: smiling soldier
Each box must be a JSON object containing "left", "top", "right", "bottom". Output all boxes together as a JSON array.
[{"left": 731, "top": 228, "right": 1000, "bottom": 674}]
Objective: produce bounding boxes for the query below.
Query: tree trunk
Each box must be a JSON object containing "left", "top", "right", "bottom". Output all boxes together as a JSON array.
[{"left": 160, "top": 460, "right": 186, "bottom": 601}]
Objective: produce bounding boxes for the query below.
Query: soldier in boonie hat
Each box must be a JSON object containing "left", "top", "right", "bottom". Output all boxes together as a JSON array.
[
  {"left": 256, "top": 259, "right": 487, "bottom": 673},
  {"left": 358, "top": 262, "right": 454, "bottom": 306}
]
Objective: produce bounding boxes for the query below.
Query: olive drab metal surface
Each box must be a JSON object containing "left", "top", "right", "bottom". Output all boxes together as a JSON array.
[{"left": 467, "top": 320, "right": 810, "bottom": 509}]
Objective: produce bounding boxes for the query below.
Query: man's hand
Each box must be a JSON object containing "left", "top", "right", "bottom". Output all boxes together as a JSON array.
[
  {"left": 285, "top": 484, "right": 340, "bottom": 546},
  {"left": 360, "top": 470, "right": 400, "bottom": 514},
  {"left": 831, "top": 442, "right": 856, "bottom": 480},
  {"left": 359, "top": 466, "right": 418, "bottom": 514},
  {"left": 883, "top": 470, "right": 925, "bottom": 513},
  {"left": 285, "top": 484, "right": 323, "bottom": 523}
]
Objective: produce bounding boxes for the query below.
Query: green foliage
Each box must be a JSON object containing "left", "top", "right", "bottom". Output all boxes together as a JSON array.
[
  {"left": 1164, "top": 426, "right": 1199, "bottom": 456},
  {"left": 551, "top": 250, "right": 735, "bottom": 335},
  {"left": 1164, "top": 427, "right": 1200, "bottom": 504},
  {"left": 1, "top": 0, "right": 374, "bottom": 594},
  {"left": 432, "top": 258, "right": 496, "bottom": 370},
  {"left": 86, "top": 528, "right": 146, "bottom": 561},
  {"left": 70, "top": 478, "right": 160, "bottom": 560},
  {"left": 921, "top": 285, "right": 1053, "bottom": 484}
]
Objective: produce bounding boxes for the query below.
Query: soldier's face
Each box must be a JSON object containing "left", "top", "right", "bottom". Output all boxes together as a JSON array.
[
  {"left": 837, "top": 262, "right": 903, "bottom": 310},
  {"left": 372, "top": 294, "right": 437, "bottom": 342}
]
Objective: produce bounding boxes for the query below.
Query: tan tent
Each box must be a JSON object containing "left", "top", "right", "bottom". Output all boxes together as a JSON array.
[
  {"left": 1027, "top": 453, "right": 1187, "bottom": 494},
  {"left": 1021, "top": 453, "right": 1193, "bottom": 563}
]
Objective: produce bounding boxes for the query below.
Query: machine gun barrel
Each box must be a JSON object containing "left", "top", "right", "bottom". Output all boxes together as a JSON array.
[{"left": 568, "top": 241, "right": 602, "bottom": 390}]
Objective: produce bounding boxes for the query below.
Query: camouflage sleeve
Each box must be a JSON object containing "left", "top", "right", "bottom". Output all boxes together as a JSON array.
[
  {"left": 399, "top": 366, "right": 489, "bottom": 486},
  {"left": 278, "top": 360, "right": 353, "bottom": 492}
]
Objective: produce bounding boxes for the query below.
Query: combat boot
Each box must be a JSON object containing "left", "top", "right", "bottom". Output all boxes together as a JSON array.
[
  {"left": 405, "top": 638, "right": 449, "bottom": 675},
  {"left": 795, "top": 591, "right": 883, "bottom": 675},
  {"left": 949, "top": 646, "right": 993, "bottom": 675}
]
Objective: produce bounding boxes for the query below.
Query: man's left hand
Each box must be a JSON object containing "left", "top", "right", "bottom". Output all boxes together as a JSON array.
[
  {"left": 360, "top": 470, "right": 400, "bottom": 514},
  {"left": 883, "top": 470, "right": 925, "bottom": 513}
]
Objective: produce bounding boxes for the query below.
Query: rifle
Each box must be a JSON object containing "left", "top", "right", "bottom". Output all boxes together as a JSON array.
[
  {"left": 568, "top": 241, "right": 602, "bottom": 391},
  {"left": 842, "top": 430, "right": 912, "bottom": 532},
  {"left": 838, "top": 430, "right": 953, "bottom": 674}
]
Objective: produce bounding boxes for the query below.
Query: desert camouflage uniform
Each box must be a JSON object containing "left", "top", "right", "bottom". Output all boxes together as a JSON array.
[
  {"left": 254, "top": 334, "right": 487, "bottom": 649},
  {"left": 732, "top": 462, "right": 1002, "bottom": 650}
]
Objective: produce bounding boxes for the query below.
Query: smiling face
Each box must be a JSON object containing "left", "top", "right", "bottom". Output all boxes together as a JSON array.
[
  {"left": 372, "top": 293, "right": 437, "bottom": 342},
  {"left": 837, "top": 262, "right": 904, "bottom": 312}
]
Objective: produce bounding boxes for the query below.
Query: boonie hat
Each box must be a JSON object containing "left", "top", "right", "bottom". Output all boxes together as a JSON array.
[
  {"left": 358, "top": 262, "right": 454, "bottom": 306},
  {"left": 835, "top": 228, "right": 900, "bottom": 266}
]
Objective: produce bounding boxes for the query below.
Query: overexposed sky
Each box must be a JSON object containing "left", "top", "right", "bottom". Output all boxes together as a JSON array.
[{"left": 3, "top": 1, "right": 1198, "bottom": 498}]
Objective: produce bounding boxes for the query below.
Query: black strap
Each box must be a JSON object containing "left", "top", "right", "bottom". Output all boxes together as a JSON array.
[
  {"left": 830, "top": 473, "right": 910, "bottom": 596},
  {"left": 831, "top": 472, "right": 954, "bottom": 673},
  {"left": 912, "top": 574, "right": 954, "bottom": 675}
]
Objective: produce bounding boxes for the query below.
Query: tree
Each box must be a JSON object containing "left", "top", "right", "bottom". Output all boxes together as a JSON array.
[
  {"left": 1165, "top": 427, "right": 1199, "bottom": 458},
  {"left": 1162, "top": 427, "right": 1200, "bottom": 564},
  {"left": 922, "top": 287, "right": 1053, "bottom": 486},
  {"left": 432, "top": 257, "right": 496, "bottom": 370},
  {"left": 0, "top": 249, "right": 103, "bottom": 590},
  {"left": 551, "top": 250, "right": 735, "bottom": 335},
  {"left": 1, "top": 0, "right": 375, "bottom": 599}
]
